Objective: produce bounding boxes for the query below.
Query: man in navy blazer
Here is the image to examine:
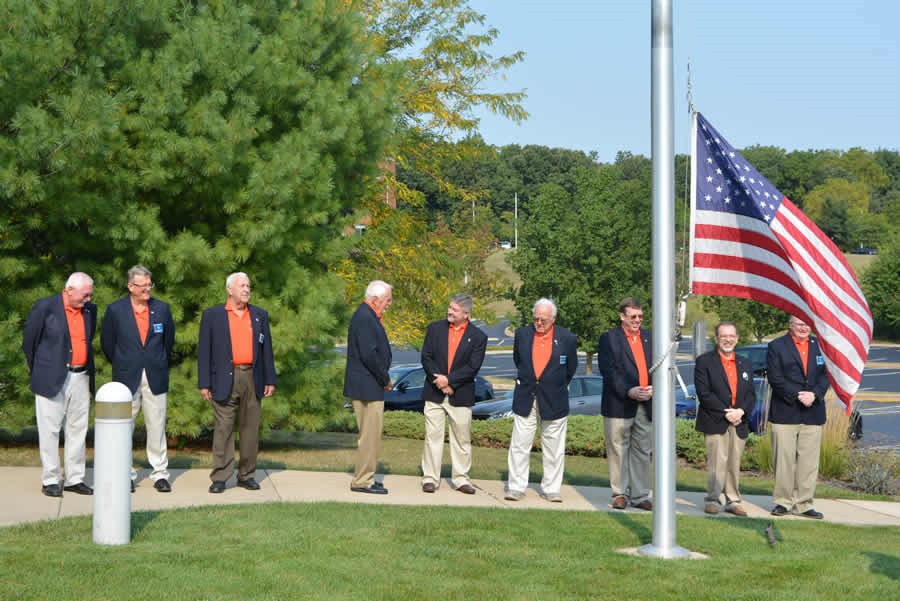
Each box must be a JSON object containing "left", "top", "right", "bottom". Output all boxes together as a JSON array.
[
  {"left": 101, "top": 265, "right": 176, "bottom": 492},
  {"left": 694, "top": 322, "right": 757, "bottom": 516},
  {"left": 505, "top": 298, "right": 578, "bottom": 503},
  {"left": 597, "top": 297, "right": 654, "bottom": 510},
  {"left": 420, "top": 293, "right": 488, "bottom": 494},
  {"left": 22, "top": 272, "right": 97, "bottom": 497},
  {"left": 198, "top": 272, "right": 276, "bottom": 493},
  {"left": 767, "top": 315, "right": 830, "bottom": 519},
  {"left": 343, "top": 280, "right": 393, "bottom": 495}
]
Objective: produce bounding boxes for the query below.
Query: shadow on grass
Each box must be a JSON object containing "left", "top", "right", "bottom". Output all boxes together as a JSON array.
[
  {"left": 131, "top": 510, "right": 162, "bottom": 538},
  {"left": 260, "top": 431, "right": 358, "bottom": 451},
  {"left": 608, "top": 511, "right": 653, "bottom": 544},
  {"left": 864, "top": 552, "right": 900, "bottom": 581}
]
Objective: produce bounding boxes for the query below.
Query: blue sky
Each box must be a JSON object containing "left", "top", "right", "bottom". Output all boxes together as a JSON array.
[{"left": 467, "top": 0, "right": 900, "bottom": 162}]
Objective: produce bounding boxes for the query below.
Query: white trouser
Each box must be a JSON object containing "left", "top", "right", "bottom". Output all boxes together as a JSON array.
[
  {"left": 421, "top": 396, "right": 472, "bottom": 489},
  {"left": 131, "top": 369, "right": 169, "bottom": 481},
  {"left": 35, "top": 371, "right": 90, "bottom": 486},
  {"left": 507, "top": 399, "right": 568, "bottom": 495}
]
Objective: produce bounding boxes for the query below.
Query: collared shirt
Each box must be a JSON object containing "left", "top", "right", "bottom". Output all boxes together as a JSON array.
[
  {"left": 447, "top": 319, "right": 468, "bottom": 373},
  {"left": 365, "top": 299, "right": 383, "bottom": 322},
  {"left": 532, "top": 326, "right": 554, "bottom": 380},
  {"left": 791, "top": 334, "right": 809, "bottom": 376},
  {"left": 226, "top": 299, "right": 254, "bottom": 365},
  {"left": 63, "top": 292, "right": 87, "bottom": 366},
  {"left": 623, "top": 325, "right": 649, "bottom": 387},
  {"left": 718, "top": 350, "right": 738, "bottom": 407},
  {"left": 132, "top": 301, "right": 149, "bottom": 345}
]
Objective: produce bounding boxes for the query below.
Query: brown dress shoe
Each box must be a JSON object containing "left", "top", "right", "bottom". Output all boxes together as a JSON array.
[
  {"left": 457, "top": 484, "right": 476, "bottom": 495},
  {"left": 612, "top": 495, "right": 628, "bottom": 510},
  {"left": 633, "top": 499, "right": 653, "bottom": 511},
  {"left": 726, "top": 505, "right": 747, "bottom": 516},
  {"left": 705, "top": 503, "right": 721, "bottom": 515},
  {"left": 422, "top": 482, "right": 436, "bottom": 493}
]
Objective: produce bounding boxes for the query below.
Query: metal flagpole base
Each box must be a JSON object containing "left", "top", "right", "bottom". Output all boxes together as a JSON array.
[{"left": 637, "top": 543, "right": 694, "bottom": 559}]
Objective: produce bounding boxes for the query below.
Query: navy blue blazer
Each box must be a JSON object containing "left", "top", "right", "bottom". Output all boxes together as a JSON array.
[
  {"left": 343, "top": 303, "right": 392, "bottom": 401},
  {"left": 767, "top": 333, "right": 830, "bottom": 425},
  {"left": 22, "top": 294, "right": 97, "bottom": 397},
  {"left": 511, "top": 324, "right": 578, "bottom": 421},
  {"left": 101, "top": 296, "right": 175, "bottom": 395},
  {"left": 421, "top": 319, "right": 488, "bottom": 407},
  {"left": 597, "top": 326, "right": 653, "bottom": 420},
  {"left": 694, "top": 350, "right": 757, "bottom": 438},
  {"left": 197, "top": 304, "right": 276, "bottom": 403}
]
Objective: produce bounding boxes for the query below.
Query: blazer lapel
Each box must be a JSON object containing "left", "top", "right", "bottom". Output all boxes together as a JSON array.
[
  {"left": 250, "top": 306, "right": 261, "bottom": 366},
  {"left": 53, "top": 295, "right": 72, "bottom": 353}
]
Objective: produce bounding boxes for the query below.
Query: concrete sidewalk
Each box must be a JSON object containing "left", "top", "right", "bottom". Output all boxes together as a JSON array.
[{"left": 2, "top": 466, "right": 898, "bottom": 529}]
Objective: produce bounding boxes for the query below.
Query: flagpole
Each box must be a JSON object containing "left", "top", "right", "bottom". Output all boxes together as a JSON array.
[{"left": 640, "top": 0, "right": 691, "bottom": 559}]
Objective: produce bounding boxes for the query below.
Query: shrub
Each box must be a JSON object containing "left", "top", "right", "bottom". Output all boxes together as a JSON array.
[
  {"left": 819, "top": 406, "right": 852, "bottom": 479},
  {"left": 740, "top": 434, "right": 762, "bottom": 471},
  {"left": 751, "top": 432, "right": 774, "bottom": 473},
  {"left": 849, "top": 449, "right": 898, "bottom": 495},
  {"left": 674, "top": 419, "right": 707, "bottom": 465}
]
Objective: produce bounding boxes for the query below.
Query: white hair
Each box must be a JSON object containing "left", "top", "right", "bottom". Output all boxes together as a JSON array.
[
  {"left": 65, "top": 272, "right": 93, "bottom": 289},
  {"left": 226, "top": 272, "right": 250, "bottom": 290},
  {"left": 365, "top": 280, "right": 393, "bottom": 300},
  {"left": 532, "top": 297, "right": 557, "bottom": 318}
]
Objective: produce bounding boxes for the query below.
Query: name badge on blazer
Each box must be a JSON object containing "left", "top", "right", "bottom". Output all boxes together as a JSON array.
[
  {"left": 560, "top": 355, "right": 567, "bottom": 365},
  {"left": 153, "top": 323, "right": 163, "bottom": 334},
  {"left": 258, "top": 333, "right": 265, "bottom": 344},
  {"left": 816, "top": 356, "right": 825, "bottom": 366}
]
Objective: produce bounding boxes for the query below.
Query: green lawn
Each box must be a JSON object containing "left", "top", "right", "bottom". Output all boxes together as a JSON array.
[{"left": 2, "top": 502, "right": 897, "bottom": 600}]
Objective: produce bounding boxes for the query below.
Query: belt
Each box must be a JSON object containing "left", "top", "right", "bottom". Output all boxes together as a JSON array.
[
  {"left": 235, "top": 364, "right": 253, "bottom": 371},
  {"left": 68, "top": 365, "right": 87, "bottom": 373}
]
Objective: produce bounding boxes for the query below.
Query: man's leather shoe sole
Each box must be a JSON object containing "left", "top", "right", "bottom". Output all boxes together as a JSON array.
[
  {"left": 42, "top": 484, "right": 63, "bottom": 498},
  {"left": 612, "top": 495, "right": 628, "bottom": 510},
  {"left": 800, "top": 509, "right": 824, "bottom": 519},
  {"left": 422, "top": 482, "right": 436, "bottom": 493},
  {"left": 209, "top": 481, "right": 226, "bottom": 494},
  {"left": 236, "top": 478, "right": 260, "bottom": 490},
  {"left": 63, "top": 482, "right": 93, "bottom": 495},
  {"left": 351, "top": 485, "right": 388, "bottom": 495},
  {"left": 457, "top": 484, "right": 476, "bottom": 495},
  {"left": 154, "top": 479, "right": 172, "bottom": 493},
  {"left": 771, "top": 504, "right": 789, "bottom": 516}
]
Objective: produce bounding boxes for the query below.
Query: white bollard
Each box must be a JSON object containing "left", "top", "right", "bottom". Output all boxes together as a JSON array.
[{"left": 92, "top": 382, "right": 133, "bottom": 545}]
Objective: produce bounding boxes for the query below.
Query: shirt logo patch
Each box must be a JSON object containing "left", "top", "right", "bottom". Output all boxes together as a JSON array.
[{"left": 153, "top": 323, "right": 163, "bottom": 334}]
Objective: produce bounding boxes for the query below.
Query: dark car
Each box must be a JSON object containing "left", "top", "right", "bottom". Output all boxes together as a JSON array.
[
  {"left": 850, "top": 246, "right": 877, "bottom": 255},
  {"left": 474, "top": 375, "right": 694, "bottom": 420},
  {"left": 381, "top": 364, "right": 494, "bottom": 412},
  {"left": 735, "top": 344, "right": 768, "bottom": 376}
]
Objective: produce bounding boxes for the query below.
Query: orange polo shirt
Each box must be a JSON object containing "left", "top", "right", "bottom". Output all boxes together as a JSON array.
[
  {"left": 226, "top": 299, "right": 254, "bottom": 365},
  {"left": 532, "top": 326, "right": 554, "bottom": 380},
  {"left": 62, "top": 292, "right": 88, "bottom": 366},
  {"left": 623, "top": 326, "right": 649, "bottom": 387},
  {"left": 792, "top": 335, "right": 809, "bottom": 376},
  {"left": 365, "top": 299, "right": 383, "bottom": 321},
  {"left": 718, "top": 350, "right": 738, "bottom": 407},
  {"left": 132, "top": 301, "right": 149, "bottom": 345},
  {"left": 447, "top": 320, "right": 467, "bottom": 373}
]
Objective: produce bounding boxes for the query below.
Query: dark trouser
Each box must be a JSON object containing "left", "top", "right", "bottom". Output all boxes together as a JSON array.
[{"left": 210, "top": 367, "right": 260, "bottom": 483}]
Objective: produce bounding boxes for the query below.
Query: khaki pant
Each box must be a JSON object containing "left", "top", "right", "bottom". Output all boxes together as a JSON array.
[
  {"left": 35, "top": 371, "right": 90, "bottom": 487},
  {"left": 771, "top": 422, "right": 822, "bottom": 513},
  {"left": 704, "top": 425, "right": 746, "bottom": 507},
  {"left": 209, "top": 368, "right": 260, "bottom": 483},
  {"left": 131, "top": 369, "right": 169, "bottom": 482},
  {"left": 604, "top": 403, "right": 652, "bottom": 504},
  {"left": 351, "top": 399, "right": 385, "bottom": 488},
  {"left": 421, "top": 396, "right": 472, "bottom": 489},
  {"left": 507, "top": 399, "right": 568, "bottom": 495}
]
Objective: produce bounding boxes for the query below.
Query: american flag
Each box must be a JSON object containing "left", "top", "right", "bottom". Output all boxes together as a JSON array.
[{"left": 689, "top": 112, "right": 872, "bottom": 411}]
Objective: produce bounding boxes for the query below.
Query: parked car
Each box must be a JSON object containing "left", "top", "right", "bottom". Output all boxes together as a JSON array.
[
  {"left": 379, "top": 364, "right": 494, "bottom": 412},
  {"left": 474, "top": 374, "right": 694, "bottom": 420},
  {"left": 850, "top": 246, "right": 877, "bottom": 255},
  {"left": 735, "top": 344, "right": 768, "bottom": 375}
]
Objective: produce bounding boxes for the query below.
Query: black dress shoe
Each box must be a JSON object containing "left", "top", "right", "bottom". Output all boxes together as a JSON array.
[
  {"left": 209, "top": 481, "right": 226, "bottom": 494},
  {"left": 236, "top": 478, "right": 260, "bottom": 490},
  {"left": 154, "top": 478, "right": 172, "bottom": 493},
  {"left": 422, "top": 482, "right": 436, "bottom": 493},
  {"left": 771, "top": 504, "right": 789, "bottom": 516},
  {"left": 42, "top": 484, "right": 63, "bottom": 498},
  {"left": 457, "top": 484, "right": 476, "bottom": 495},
  {"left": 131, "top": 481, "right": 136, "bottom": 493},
  {"left": 351, "top": 484, "right": 388, "bottom": 495},
  {"left": 800, "top": 509, "right": 824, "bottom": 519},
  {"left": 63, "top": 482, "right": 93, "bottom": 495}
]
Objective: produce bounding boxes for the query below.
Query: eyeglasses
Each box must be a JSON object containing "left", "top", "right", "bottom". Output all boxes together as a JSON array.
[
  {"left": 533, "top": 317, "right": 552, "bottom": 323},
  {"left": 129, "top": 282, "right": 154, "bottom": 290}
]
